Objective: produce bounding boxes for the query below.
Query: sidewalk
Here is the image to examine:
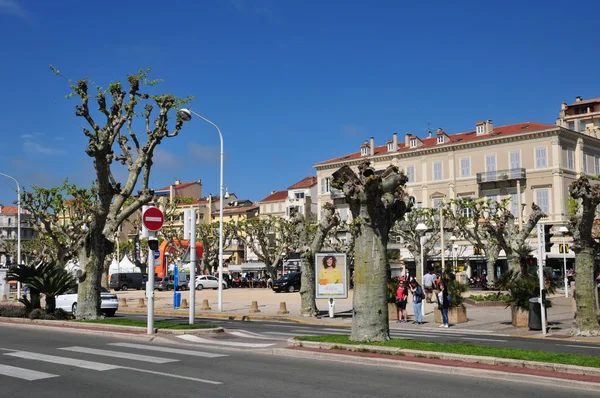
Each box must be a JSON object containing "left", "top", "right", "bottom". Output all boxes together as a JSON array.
[{"left": 4, "top": 287, "right": 594, "bottom": 340}]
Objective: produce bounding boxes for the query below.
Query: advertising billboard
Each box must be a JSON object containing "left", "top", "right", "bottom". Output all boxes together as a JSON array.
[{"left": 315, "top": 253, "right": 348, "bottom": 299}]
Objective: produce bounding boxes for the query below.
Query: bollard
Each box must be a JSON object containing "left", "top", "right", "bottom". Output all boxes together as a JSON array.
[
  {"left": 0, "top": 295, "right": 7, "bottom": 302},
  {"left": 249, "top": 300, "right": 261, "bottom": 313},
  {"left": 137, "top": 298, "right": 146, "bottom": 308},
  {"left": 201, "top": 299, "right": 211, "bottom": 311},
  {"left": 328, "top": 298, "right": 335, "bottom": 318},
  {"left": 181, "top": 298, "right": 189, "bottom": 309},
  {"left": 120, "top": 297, "right": 128, "bottom": 307},
  {"left": 277, "top": 301, "right": 289, "bottom": 315}
]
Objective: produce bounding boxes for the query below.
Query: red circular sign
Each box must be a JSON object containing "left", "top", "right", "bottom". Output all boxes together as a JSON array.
[{"left": 143, "top": 207, "right": 164, "bottom": 231}]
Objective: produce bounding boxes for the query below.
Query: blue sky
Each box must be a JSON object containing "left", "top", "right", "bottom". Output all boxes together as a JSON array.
[{"left": 1, "top": 0, "right": 600, "bottom": 207}]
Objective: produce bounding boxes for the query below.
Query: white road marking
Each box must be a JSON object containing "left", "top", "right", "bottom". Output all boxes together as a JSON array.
[
  {"left": 58, "top": 346, "right": 178, "bottom": 363},
  {"left": 228, "top": 331, "right": 282, "bottom": 340},
  {"left": 5, "top": 351, "right": 120, "bottom": 371},
  {"left": 565, "top": 344, "right": 600, "bottom": 350},
  {"left": 108, "top": 343, "right": 228, "bottom": 358},
  {"left": 0, "top": 363, "right": 58, "bottom": 380},
  {"left": 459, "top": 337, "right": 507, "bottom": 343},
  {"left": 177, "top": 335, "right": 275, "bottom": 348},
  {"left": 119, "top": 365, "right": 222, "bottom": 384},
  {"left": 264, "top": 331, "right": 319, "bottom": 337}
]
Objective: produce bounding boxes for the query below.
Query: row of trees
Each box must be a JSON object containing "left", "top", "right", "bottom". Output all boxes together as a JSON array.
[{"left": 4, "top": 68, "right": 598, "bottom": 339}]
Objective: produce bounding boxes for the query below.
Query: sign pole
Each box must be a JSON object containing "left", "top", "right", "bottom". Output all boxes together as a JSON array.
[
  {"left": 536, "top": 224, "right": 547, "bottom": 337},
  {"left": 188, "top": 209, "right": 196, "bottom": 325},
  {"left": 142, "top": 206, "right": 164, "bottom": 335}
]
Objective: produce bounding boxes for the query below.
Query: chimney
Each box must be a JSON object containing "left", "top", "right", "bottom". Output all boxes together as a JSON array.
[
  {"left": 169, "top": 184, "right": 175, "bottom": 203},
  {"left": 271, "top": 190, "right": 276, "bottom": 194},
  {"left": 405, "top": 133, "right": 412, "bottom": 147},
  {"left": 576, "top": 96, "right": 583, "bottom": 102},
  {"left": 0, "top": 204, "right": 3, "bottom": 213},
  {"left": 485, "top": 120, "right": 493, "bottom": 134},
  {"left": 561, "top": 102, "right": 567, "bottom": 110},
  {"left": 175, "top": 179, "right": 181, "bottom": 185},
  {"left": 392, "top": 132, "right": 398, "bottom": 150},
  {"left": 428, "top": 130, "right": 432, "bottom": 139},
  {"left": 369, "top": 137, "right": 375, "bottom": 156}
]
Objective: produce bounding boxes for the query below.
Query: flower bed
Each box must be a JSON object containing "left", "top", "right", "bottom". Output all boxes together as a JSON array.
[{"left": 464, "top": 293, "right": 510, "bottom": 307}]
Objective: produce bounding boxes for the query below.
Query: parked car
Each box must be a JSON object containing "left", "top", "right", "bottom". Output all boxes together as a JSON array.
[
  {"left": 195, "top": 275, "right": 228, "bottom": 291},
  {"left": 272, "top": 272, "right": 302, "bottom": 293},
  {"left": 109, "top": 272, "right": 145, "bottom": 291},
  {"left": 56, "top": 285, "right": 118, "bottom": 317},
  {"left": 154, "top": 277, "right": 168, "bottom": 291},
  {"left": 167, "top": 273, "right": 190, "bottom": 291}
]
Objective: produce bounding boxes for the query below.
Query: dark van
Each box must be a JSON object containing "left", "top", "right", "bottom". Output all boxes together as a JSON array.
[
  {"left": 272, "top": 272, "right": 302, "bottom": 293},
  {"left": 109, "top": 272, "right": 145, "bottom": 291}
]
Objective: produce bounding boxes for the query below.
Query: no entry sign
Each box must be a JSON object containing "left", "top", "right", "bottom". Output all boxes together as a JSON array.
[{"left": 143, "top": 207, "right": 164, "bottom": 231}]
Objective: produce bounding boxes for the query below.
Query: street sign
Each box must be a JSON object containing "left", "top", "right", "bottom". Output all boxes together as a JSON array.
[
  {"left": 143, "top": 207, "right": 164, "bottom": 231},
  {"left": 154, "top": 250, "right": 160, "bottom": 260}
]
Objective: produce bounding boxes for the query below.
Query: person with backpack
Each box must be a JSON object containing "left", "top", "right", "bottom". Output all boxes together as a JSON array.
[
  {"left": 437, "top": 281, "right": 451, "bottom": 328},
  {"left": 395, "top": 280, "right": 409, "bottom": 323},
  {"left": 409, "top": 280, "right": 424, "bottom": 324}
]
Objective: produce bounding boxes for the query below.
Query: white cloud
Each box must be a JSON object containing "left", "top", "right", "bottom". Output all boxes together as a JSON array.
[
  {"left": 187, "top": 142, "right": 220, "bottom": 165},
  {"left": 0, "top": 0, "right": 30, "bottom": 22},
  {"left": 153, "top": 148, "right": 183, "bottom": 169},
  {"left": 21, "top": 132, "right": 66, "bottom": 155}
]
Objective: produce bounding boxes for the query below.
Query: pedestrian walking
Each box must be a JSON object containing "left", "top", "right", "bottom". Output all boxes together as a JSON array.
[
  {"left": 423, "top": 269, "right": 435, "bottom": 303},
  {"left": 395, "top": 280, "right": 409, "bottom": 323},
  {"left": 409, "top": 280, "right": 424, "bottom": 324},
  {"left": 437, "top": 282, "right": 450, "bottom": 328}
]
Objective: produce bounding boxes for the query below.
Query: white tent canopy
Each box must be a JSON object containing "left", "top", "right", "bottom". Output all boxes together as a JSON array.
[{"left": 109, "top": 255, "right": 141, "bottom": 274}]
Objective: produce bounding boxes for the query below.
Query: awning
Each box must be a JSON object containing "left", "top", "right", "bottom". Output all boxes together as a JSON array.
[
  {"left": 241, "top": 262, "right": 266, "bottom": 272},
  {"left": 228, "top": 265, "right": 243, "bottom": 272}
]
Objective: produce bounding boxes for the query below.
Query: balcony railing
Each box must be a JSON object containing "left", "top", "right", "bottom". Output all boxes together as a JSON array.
[{"left": 476, "top": 168, "right": 526, "bottom": 183}]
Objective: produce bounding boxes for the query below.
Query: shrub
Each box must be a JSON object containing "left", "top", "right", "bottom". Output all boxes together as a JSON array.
[
  {"left": 0, "top": 304, "right": 29, "bottom": 318},
  {"left": 29, "top": 308, "right": 45, "bottom": 320},
  {"left": 446, "top": 280, "right": 467, "bottom": 308},
  {"left": 468, "top": 293, "right": 512, "bottom": 302}
]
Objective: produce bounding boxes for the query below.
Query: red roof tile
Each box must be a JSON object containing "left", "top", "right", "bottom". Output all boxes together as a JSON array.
[
  {"left": 288, "top": 176, "right": 317, "bottom": 190},
  {"left": 0, "top": 205, "right": 18, "bottom": 214},
  {"left": 315, "top": 122, "right": 556, "bottom": 166},
  {"left": 259, "top": 190, "right": 288, "bottom": 203},
  {"left": 567, "top": 98, "right": 600, "bottom": 107},
  {"left": 155, "top": 181, "right": 199, "bottom": 192}
]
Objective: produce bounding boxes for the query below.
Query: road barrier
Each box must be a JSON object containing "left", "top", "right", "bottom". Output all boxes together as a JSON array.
[
  {"left": 201, "top": 299, "right": 211, "bottom": 311},
  {"left": 277, "top": 301, "right": 289, "bottom": 314},
  {"left": 181, "top": 298, "right": 189, "bottom": 309},
  {"left": 137, "top": 298, "right": 146, "bottom": 308},
  {"left": 249, "top": 300, "right": 261, "bottom": 313},
  {"left": 120, "top": 298, "right": 128, "bottom": 307}
]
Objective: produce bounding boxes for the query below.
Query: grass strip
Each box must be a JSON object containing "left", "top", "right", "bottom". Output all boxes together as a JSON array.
[
  {"left": 79, "top": 318, "right": 218, "bottom": 330},
  {"left": 297, "top": 334, "right": 600, "bottom": 368}
]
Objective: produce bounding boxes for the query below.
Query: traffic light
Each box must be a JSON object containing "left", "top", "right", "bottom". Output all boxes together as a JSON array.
[
  {"left": 148, "top": 238, "right": 159, "bottom": 251},
  {"left": 544, "top": 225, "right": 553, "bottom": 252},
  {"left": 559, "top": 244, "right": 569, "bottom": 254}
]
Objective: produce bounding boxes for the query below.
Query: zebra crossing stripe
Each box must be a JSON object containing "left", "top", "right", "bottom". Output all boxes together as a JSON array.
[
  {"left": 108, "top": 343, "right": 228, "bottom": 358},
  {"left": 5, "top": 351, "right": 120, "bottom": 371},
  {"left": 0, "top": 363, "right": 58, "bottom": 381},
  {"left": 177, "top": 335, "right": 275, "bottom": 348},
  {"left": 58, "top": 346, "right": 178, "bottom": 364}
]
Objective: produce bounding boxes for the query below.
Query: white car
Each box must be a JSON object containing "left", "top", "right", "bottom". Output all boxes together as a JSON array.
[
  {"left": 195, "top": 275, "right": 228, "bottom": 291},
  {"left": 55, "top": 285, "right": 119, "bottom": 317}
]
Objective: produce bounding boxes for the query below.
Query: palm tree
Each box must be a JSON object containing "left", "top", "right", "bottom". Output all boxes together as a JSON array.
[
  {"left": 7, "top": 262, "right": 74, "bottom": 313},
  {"left": 7, "top": 263, "right": 42, "bottom": 310}
]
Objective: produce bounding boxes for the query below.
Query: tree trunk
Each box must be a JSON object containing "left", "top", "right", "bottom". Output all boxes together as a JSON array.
[
  {"left": 30, "top": 289, "right": 41, "bottom": 310},
  {"left": 486, "top": 247, "right": 499, "bottom": 282},
  {"left": 411, "top": 249, "right": 423, "bottom": 284},
  {"left": 45, "top": 296, "right": 56, "bottom": 313},
  {"left": 76, "top": 232, "right": 109, "bottom": 319},
  {"left": 350, "top": 221, "right": 389, "bottom": 342},
  {"left": 300, "top": 257, "right": 318, "bottom": 317},
  {"left": 506, "top": 251, "right": 520, "bottom": 274},
  {"left": 575, "top": 246, "right": 600, "bottom": 335}
]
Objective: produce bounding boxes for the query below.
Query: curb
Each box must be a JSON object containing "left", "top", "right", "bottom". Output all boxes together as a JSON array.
[
  {"left": 287, "top": 339, "right": 600, "bottom": 377},
  {"left": 0, "top": 317, "right": 224, "bottom": 335}
]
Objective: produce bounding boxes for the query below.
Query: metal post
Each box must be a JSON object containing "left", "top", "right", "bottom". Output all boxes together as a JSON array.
[
  {"left": 562, "top": 234, "right": 568, "bottom": 298},
  {"left": 188, "top": 209, "right": 196, "bottom": 324},
  {"left": 536, "top": 224, "right": 547, "bottom": 337},
  {"left": 517, "top": 180, "right": 523, "bottom": 231},
  {"left": 420, "top": 235, "right": 425, "bottom": 316},
  {"left": 440, "top": 205, "right": 445, "bottom": 272},
  {"left": 0, "top": 173, "right": 21, "bottom": 298},
  {"left": 147, "top": 239, "right": 155, "bottom": 334}
]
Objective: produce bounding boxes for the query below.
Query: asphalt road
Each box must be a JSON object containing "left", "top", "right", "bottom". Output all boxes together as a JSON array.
[
  {"left": 0, "top": 326, "right": 595, "bottom": 398},
  {"left": 123, "top": 313, "right": 600, "bottom": 356}
]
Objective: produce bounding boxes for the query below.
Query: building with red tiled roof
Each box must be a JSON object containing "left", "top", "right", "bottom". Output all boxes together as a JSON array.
[
  {"left": 154, "top": 179, "right": 202, "bottom": 203},
  {"left": 314, "top": 110, "right": 600, "bottom": 279},
  {"left": 258, "top": 190, "right": 288, "bottom": 219}
]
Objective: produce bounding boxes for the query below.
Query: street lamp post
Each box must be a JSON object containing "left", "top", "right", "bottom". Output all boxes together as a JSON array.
[
  {"left": 178, "top": 108, "right": 225, "bottom": 312},
  {"left": 557, "top": 226, "right": 569, "bottom": 298},
  {"left": 0, "top": 172, "right": 21, "bottom": 297},
  {"left": 450, "top": 235, "right": 457, "bottom": 273},
  {"left": 416, "top": 222, "right": 428, "bottom": 316}
]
